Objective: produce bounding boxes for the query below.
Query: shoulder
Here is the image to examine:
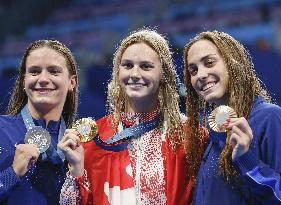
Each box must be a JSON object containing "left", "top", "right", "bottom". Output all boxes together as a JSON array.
[
  {"left": 251, "top": 101, "right": 281, "bottom": 120},
  {"left": 255, "top": 100, "right": 281, "bottom": 112},
  {"left": 96, "top": 115, "right": 112, "bottom": 125},
  {"left": 0, "top": 114, "right": 21, "bottom": 128},
  {"left": 96, "top": 115, "right": 114, "bottom": 132},
  {"left": 0, "top": 114, "right": 25, "bottom": 147},
  {"left": 250, "top": 101, "right": 281, "bottom": 139},
  {"left": 96, "top": 115, "right": 115, "bottom": 140}
]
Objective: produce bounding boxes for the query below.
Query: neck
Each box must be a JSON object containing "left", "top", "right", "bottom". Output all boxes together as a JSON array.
[
  {"left": 214, "top": 94, "right": 228, "bottom": 106},
  {"left": 27, "top": 102, "right": 63, "bottom": 125},
  {"left": 126, "top": 97, "right": 158, "bottom": 113}
]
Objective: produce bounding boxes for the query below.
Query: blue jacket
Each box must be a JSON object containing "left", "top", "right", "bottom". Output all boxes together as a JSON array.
[
  {"left": 0, "top": 113, "right": 67, "bottom": 205},
  {"left": 195, "top": 97, "right": 281, "bottom": 205}
]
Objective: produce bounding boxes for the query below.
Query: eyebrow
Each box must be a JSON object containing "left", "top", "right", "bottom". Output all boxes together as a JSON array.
[
  {"left": 188, "top": 54, "right": 217, "bottom": 67},
  {"left": 26, "top": 65, "right": 63, "bottom": 70},
  {"left": 120, "top": 59, "right": 154, "bottom": 65},
  {"left": 26, "top": 66, "right": 41, "bottom": 70},
  {"left": 47, "top": 65, "right": 63, "bottom": 70}
]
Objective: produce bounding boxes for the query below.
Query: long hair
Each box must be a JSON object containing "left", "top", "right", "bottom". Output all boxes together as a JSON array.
[
  {"left": 7, "top": 39, "right": 79, "bottom": 127},
  {"left": 183, "top": 31, "right": 270, "bottom": 181},
  {"left": 107, "top": 28, "right": 200, "bottom": 178}
]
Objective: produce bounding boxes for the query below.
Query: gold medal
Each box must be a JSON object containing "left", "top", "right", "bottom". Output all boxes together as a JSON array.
[
  {"left": 208, "top": 106, "right": 237, "bottom": 132},
  {"left": 71, "top": 118, "right": 98, "bottom": 142}
]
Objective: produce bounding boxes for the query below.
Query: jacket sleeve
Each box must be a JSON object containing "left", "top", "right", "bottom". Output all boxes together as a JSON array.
[
  {"left": 233, "top": 105, "right": 281, "bottom": 205},
  {"left": 0, "top": 166, "right": 20, "bottom": 202},
  {"left": 60, "top": 170, "right": 92, "bottom": 205}
]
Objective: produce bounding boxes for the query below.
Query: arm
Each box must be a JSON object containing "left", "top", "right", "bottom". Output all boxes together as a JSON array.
[
  {"left": 0, "top": 167, "right": 20, "bottom": 201},
  {"left": 0, "top": 144, "right": 40, "bottom": 202},
  {"left": 230, "top": 106, "right": 281, "bottom": 204},
  {"left": 58, "top": 129, "right": 93, "bottom": 205},
  {"left": 234, "top": 151, "right": 281, "bottom": 204}
]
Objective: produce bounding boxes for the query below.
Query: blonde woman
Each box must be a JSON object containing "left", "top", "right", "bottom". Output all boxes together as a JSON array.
[{"left": 59, "top": 28, "right": 205, "bottom": 205}]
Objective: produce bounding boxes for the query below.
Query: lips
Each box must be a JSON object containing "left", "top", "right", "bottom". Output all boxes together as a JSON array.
[
  {"left": 126, "top": 83, "right": 147, "bottom": 89},
  {"left": 33, "top": 88, "right": 55, "bottom": 93},
  {"left": 201, "top": 82, "right": 216, "bottom": 91}
]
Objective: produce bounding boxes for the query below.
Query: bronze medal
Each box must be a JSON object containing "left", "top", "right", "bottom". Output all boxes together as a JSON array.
[
  {"left": 24, "top": 127, "right": 51, "bottom": 153},
  {"left": 208, "top": 105, "right": 237, "bottom": 132},
  {"left": 72, "top": 118, "right": 98, "bottom": 142}
]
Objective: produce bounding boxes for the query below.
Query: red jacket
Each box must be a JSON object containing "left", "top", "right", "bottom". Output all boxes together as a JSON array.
[{"left": 79, "top": 115, "right": 194, "bottom": 205}]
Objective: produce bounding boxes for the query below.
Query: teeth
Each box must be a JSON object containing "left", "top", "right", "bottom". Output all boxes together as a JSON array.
[
  {"left": 35, "top": 89, "right": 54, "bottom": 92},
  {"left": 128, "top": 83, "right": 143, "bottom": 87},
  {"left": 202, "top": 82, "right": 215, "bottom": 91}
]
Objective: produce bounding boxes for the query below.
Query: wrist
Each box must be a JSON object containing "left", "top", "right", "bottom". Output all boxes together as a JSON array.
[
  {"left": 69, "top": 162, "right": 84, "bottom": 177},
  {"left": 12, "top": 164, "right": 21, "bottom": 177}
]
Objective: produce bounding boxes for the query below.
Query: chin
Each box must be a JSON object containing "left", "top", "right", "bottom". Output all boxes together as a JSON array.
[
  {"left": 34, "top": 101, "right": 55, "bottom": 107},
  {"left": 204, "top": 94, "right": 226, "bottom": 105},
  {"left": 127, "top": 94, "right": 144, "bottom": 101}
]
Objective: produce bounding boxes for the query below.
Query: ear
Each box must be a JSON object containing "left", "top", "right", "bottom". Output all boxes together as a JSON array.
[{"left": 68, "top": 75, "right": 77, "bottom": 91}]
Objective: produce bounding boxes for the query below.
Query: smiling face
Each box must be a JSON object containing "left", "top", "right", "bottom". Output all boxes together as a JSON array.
[
  {"left": 187, "top": 39, "right": 229, "bottom": 105},
  {"left": 118, "top": 42, "right": 163, "bottom": 111},
  {"left": 24, "top": 47, "right": 76, "bottom": 114}
]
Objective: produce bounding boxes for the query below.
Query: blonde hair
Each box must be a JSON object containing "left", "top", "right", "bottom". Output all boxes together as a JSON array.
[
  {"left": 107, "top": 28, "right": 201, "bottom": 178},
  {"left": 183, "top": 31, "right": 270, "bottom": 181},
  {"left": 7, "top": 39, "right": 79, "bottom": 127}
]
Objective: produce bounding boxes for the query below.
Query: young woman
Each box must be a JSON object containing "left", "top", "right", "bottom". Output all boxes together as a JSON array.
[
  {"left": 184, "top": 31, "right": 281, "bottom": 205},
  {"left": 59, "top": 28, "right": 205, "bottom": 205},
  {"left": 0, "top": 40, "right": 78, "bottom": 205}
]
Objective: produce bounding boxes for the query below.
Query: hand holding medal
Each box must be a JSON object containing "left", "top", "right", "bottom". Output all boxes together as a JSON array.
[
  {"left": 208, "top": 105, "right": 238, "bottom": 132},
  {"left": 58, "top": 117, "right": 98, "bottom": 177},
  {"left": 71, "top": 117, "right": 98, "bottom": 142},
  {"left": 13, "top": 143, "right": 40, "bottom": 177},
  {"left": 208, "top": 106, "right": 253, "bottom": 159}
]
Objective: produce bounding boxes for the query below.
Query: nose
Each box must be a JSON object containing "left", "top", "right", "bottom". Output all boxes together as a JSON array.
[
  {"left": 130, "top": 66, "right": 141, "bottom": 79},
  {"left": 197, "top": 67, "right": 208, "bottom": 80},
  {"left": 37, "top": 70, "right": 50, "bottom": 85}
]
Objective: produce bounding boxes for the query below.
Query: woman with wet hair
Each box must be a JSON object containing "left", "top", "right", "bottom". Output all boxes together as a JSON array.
[
  {"left": 184, "top": 31, "right": 281, "bottom": 204},
  {"left": 0, "top": 39, "right": 78, "bottom": 205},
  {"left": 59, "top": 28, "right": 205, "bottom": 205}
]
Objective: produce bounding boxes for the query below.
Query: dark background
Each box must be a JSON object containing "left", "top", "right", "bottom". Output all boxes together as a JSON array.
[{"left": 0, "top": 0, "right": 280, "bottom": 119}]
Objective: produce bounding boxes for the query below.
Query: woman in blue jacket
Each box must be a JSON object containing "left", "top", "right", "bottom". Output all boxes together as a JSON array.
[
  {"left": 183, "top": 31, "right": 281, "bottom": 205},
  {"left": 0, "top": 39, "right": 78, "bottom": 205}
]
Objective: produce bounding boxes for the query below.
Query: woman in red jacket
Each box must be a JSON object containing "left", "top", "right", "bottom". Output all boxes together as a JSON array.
[{"left": 59, "top": 28, "right": 205, "bottom": 205}]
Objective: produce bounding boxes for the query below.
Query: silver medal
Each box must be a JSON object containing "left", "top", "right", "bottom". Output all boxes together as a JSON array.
[{"left": 24, "top": 127, "right": 51, "bottom": 153}]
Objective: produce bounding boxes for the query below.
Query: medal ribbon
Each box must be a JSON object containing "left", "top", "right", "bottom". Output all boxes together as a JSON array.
[
  {"left": 94, "top": 114, "right": 161, "bottom": 152},
  {"left": 21, "top": 105, "right": 66, "bottom": 162}
]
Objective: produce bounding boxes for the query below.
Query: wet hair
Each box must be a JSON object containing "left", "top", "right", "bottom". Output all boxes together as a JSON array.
[
  {"left": 7, "top": 39, "right": 79, "bottom": 127},
  {"left": 108, "top": 28, "right": 198, "bottom": 176},
  {"left": 183, "top": 31, "right": 270, "bottom": 181}
]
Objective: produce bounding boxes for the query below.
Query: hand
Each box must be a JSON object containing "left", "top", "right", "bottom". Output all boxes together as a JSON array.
[
  {"left": 58, "top": 129, "right": 84, "bottom": 177},
  {"left": 12, "top": 144, "right": 40, "bottom": 177},
  {"left": 224, "top": 117, "right": 253, "bottom": 160}
]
